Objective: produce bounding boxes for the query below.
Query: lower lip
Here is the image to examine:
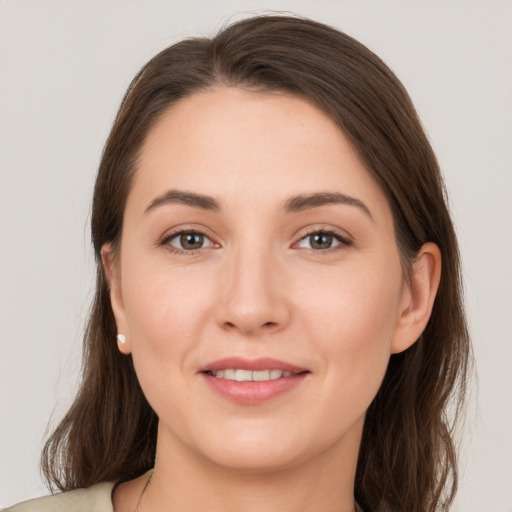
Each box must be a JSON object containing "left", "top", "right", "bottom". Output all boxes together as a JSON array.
[{"left": 201, "top": 373, "right": 308, "bottom": 405}]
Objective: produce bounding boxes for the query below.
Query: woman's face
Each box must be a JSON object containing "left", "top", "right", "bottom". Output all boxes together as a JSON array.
[{"left": 106, "top": 88, "right": 415, "bottom": 473}]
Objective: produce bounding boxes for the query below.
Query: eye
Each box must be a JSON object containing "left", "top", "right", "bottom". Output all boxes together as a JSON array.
[
  {"left": 296, "top": 231, "right": 349, "bottom": 251},
  {"left": 165, "top": 231, "right": 214, "bottom": 252}
]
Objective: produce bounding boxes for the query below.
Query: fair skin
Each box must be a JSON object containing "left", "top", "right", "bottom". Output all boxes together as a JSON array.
[{"left": 103, "top": 88, "right": 441, "bottom": 512}]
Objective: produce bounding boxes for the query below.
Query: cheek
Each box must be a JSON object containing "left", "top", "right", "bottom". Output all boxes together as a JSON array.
[
  {"left": 119, "top": 261, "right": 218, "bottom": 419},
  {"left": 299, "top": 256, "right": 402, "bottom": 337},
  {"left": 120, "top": 252, "right": 217, "bottom": 363},
  {"left": 295, "top": 259, "right": 403, "bottom": 396},
  {"left": 130, "top": 282, "right": 206, "bottom": 341}
]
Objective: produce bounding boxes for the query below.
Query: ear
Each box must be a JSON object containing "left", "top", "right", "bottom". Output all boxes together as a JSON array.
[
  {"left": 391, "top": 242, "right": 442, "bottom": 354},
  {"left": 101, "top": 243, "right": 132, "bottom": 355}
]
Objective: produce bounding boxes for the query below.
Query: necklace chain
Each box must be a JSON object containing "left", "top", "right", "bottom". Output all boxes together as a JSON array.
[{"left": 134, "top": 471, "right": 153, "bottom": 512}]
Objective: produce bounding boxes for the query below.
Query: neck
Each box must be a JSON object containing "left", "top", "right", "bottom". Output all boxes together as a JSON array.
[{"left": 142, "top": 421, "right": 362, "bottom": 512}]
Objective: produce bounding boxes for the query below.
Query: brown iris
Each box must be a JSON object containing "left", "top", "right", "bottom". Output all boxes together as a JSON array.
[
  {"left": 180, "top": 233, "right": 204, "bottom": 250},
  {"left": 309, "top": 233, "right": 334, "bottom": 250}
]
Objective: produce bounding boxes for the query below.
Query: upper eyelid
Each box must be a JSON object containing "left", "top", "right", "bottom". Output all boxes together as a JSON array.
[
  {"left": 161, "top": 230, "right": 216, "bottom": 254},
  {"left": 158, "top": 225, "right": 353, "bottom": 247},
  {"left": 165, "top": 230, "right": 213, "bottom": 242},
  {"left": 163, "top": 228, "right": 207, "bottom": 239},
  {"left": 160, "top": 225, "right": 218, "bottom": 244},
  {"left": 295, "top": 226, "right": 353, "bottom": 242},
  {"left": 291, "top": 231, "right": 352, "bottom": 258},
  {"left": 298, "top": 232, "right": 349, "bottom": 246}
]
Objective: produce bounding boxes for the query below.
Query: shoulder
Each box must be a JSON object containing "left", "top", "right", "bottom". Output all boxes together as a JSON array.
[{"left": 2, "top": 482, "right": 115, "bottom": 512}]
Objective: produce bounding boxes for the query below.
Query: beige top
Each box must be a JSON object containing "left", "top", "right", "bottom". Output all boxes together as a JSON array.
[{"left": 2, "top": 482, "right": 115, "bottom": 512}]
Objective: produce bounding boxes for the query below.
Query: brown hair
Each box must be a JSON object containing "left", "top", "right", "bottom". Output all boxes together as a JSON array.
[{"left": 42, "top": 14, "right": 471, "bottom": 512}]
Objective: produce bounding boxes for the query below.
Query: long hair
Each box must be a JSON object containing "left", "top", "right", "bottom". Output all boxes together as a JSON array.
[{"left": 42, "top": 14, "right": 471, "bottom": 512}]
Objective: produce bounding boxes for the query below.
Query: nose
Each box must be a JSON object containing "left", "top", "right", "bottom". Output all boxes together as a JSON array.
[{"left": 216, "top": 243, "right": 291, "bottom": 337}]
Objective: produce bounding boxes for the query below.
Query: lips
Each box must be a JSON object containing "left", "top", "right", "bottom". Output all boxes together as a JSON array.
[
  {"left": 199, "top": 357, "right": 309, "bottom": 405},
  {"left": 200, "top": 357, "right": 307, "bottom": 373},
  {"left": 207, "top": 368, "right": 294, "bottom": 381}
]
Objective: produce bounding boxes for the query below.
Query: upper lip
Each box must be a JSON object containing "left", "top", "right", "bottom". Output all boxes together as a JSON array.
[{"left": 199, "top": 357, "right": 308, "bottom": 374}]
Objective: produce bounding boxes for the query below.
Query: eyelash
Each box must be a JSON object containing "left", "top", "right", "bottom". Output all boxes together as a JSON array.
[
  {"left": 295, "top": 229, "right": 352, "bottom": 254},
  {"left": 161, "top": 229, "right": 216, "bottom": 255},
  {"left": 160, "top": 228, "right": 352, "bottom": 255}
]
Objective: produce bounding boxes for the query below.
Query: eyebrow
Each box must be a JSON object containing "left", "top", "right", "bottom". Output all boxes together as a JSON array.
[
  {"left": 144, "top": 189, "right": 372, "bottom": 220},
  {"left": 145, "top": 190, "right": 221, "bottom": 213},
  {"left": 284, "top": 192, "right": 373, "bottom": 220}
]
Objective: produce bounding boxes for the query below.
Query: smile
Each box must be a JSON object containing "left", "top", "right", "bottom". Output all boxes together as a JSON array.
[
  {"left": 206, "top": 369, "right": 295, "bottom": 381},
  {"left": 200, "top": 358, "right": 309, "bottom": 404}
]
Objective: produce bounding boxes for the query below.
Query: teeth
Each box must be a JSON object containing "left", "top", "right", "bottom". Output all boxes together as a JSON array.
[
  {"left": 210, "top": 369, "right": 294, "bottom": 382},
  {"left": 235, "top": 369, "right": 253, "bottom": 381},
  {"left": 270, "top": 369, "right": 282, "bottom": 379},
  {"left": 253, "top": 370, "right": 270, "bottom": 381},
  {"left": 224, "top": 369, "right": 235, "bottom": 380}
]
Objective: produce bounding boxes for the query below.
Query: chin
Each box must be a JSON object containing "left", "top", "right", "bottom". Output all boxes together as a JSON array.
[
  {"left": 207, "top": 446, "right": 305, "bottom": 475},
  {"left": 190, "top": 426, "right": 320, "bottom": 474}
]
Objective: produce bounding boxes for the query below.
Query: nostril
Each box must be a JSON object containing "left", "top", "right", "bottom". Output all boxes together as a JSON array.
[{"left": 222, "top": 320, "right": 278, "bottom": 333}]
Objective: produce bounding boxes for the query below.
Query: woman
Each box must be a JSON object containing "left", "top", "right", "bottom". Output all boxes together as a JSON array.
[{"left": 5, "top": 14, "right": 470, "bottom": 512}]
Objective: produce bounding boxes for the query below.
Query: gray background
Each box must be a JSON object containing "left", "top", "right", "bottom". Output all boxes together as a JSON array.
[{"left": 1, "top": 1, "right": 511, "bottom": 510}]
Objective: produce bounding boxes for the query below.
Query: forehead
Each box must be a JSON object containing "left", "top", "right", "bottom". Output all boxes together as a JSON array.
[
  {"left": 140, "top": 87, "right": 357, "bottom": 174},
  {"left": 130, "top": 87, "right": 391, "bottom": 223}
]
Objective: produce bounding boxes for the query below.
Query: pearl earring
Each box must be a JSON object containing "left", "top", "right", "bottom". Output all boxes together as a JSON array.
[{"left": 117, "top": 334, "right": 126, "bottom": 344}]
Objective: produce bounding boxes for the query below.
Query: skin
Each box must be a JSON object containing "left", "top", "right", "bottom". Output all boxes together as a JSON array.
[{"left": 104, "top": 88, "right": 441, "bottom": 512}]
